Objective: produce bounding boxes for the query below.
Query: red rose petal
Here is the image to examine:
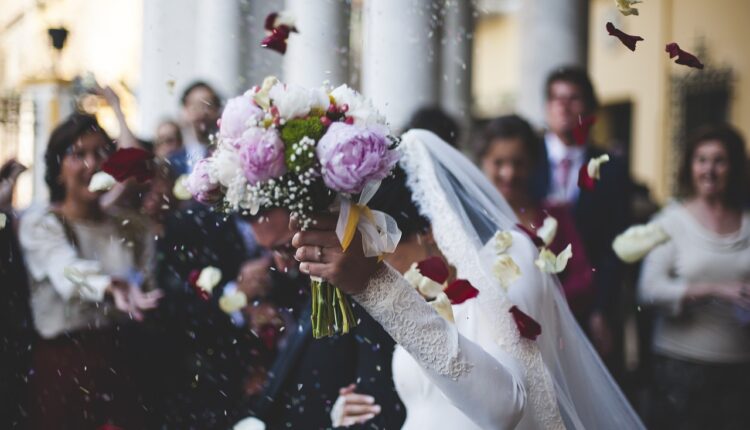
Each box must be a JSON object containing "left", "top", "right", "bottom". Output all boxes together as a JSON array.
[
  {"left": 606, "top": 22, "right": 644, "bottom": 52},
  {"left": 261, "top": 26, "right": 293, "bottom": 54},
  {"left": 509, "top": 305, "right": 542, "bottom": 340},
  {"left": 572, "top": 115, "right": 596, "bottom": 146},
  {"left": 666, "top": 42, "right": 704, "bottom": 69},
  {"left": 577, "top": 162, "right": 596, "bottom": 191},
  {"left": 515, "top": 223, "right": 545, "bottom": 248},
  {"left": 416, "top": 256, "right": 450, "bottom": 284},
  {"left": 101, "top": 147, "right": 154, "bottom": 183},
  {"left": 188, "top": 269, "right": 210, "bottom": 301},
  {"left": 264, "top": 12, "right": 278, "bottom": 31},
  {"left": 443, "top": 279, "right": 479, "bottom": 305},
  {"left": 98, "top": 424, "right": 124, "bottom": 430}
]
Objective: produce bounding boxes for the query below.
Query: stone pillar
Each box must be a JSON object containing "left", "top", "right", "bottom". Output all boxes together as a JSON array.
[
  {"left": 283, "top": 0, "right": 350, "bottom": 88},
  {"left": 362, "top": 0, "right": 440, "bottom": 132},
  {"left": 194, "top": 0, "right": 243, "bottom": 97},
  {"left": 240, "top": 0, "right": 283, "bottom": 87},
  {"left": 518, "top": 0, "right": 588, "bottom": 127},
  {"left": 440, "top": 0, "right": 474, "bottom": 136}
]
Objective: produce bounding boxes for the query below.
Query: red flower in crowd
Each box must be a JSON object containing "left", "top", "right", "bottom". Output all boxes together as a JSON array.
[
  {"left": 666, "top": 43, "right": 704, "bottom": 69},
  {"left": 443, "top": 279, "right": 479, "bottom": 305},
  {"left": 509, "top": 305, "right": 542, "bottom": 340},
  {"left": 101, "top": 148, "right": 154, "bottom": 183},
  {"left": 606, "top": 22, "right": 644, "bottom": 52},
  {"left": 515, "top": 223, "right": 545, "bottom": 248},
  {"left": 572, "top": 115, "right": 596, "bottom": 146},
  {"left": 417, "top": 256, "right": 450, "bottom": 284},
  {"left": 577, "top": 163, "right": 596, "bottom": 191},
  {"left": 261, "top": 12, "right": 298, "bottom": 55},
  {"left": 188, "top": 269, "right": 210, "bottom": 301}
]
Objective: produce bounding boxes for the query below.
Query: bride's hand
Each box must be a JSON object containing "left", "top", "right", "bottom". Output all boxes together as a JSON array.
[
  {"left": 330, "top": 383, "right": 381, "bottom": 427},
  {"left": 292, "top": 214, "right": 382, "bottom": 295}
]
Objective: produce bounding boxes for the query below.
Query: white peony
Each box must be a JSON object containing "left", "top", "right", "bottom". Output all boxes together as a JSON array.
[
  {"left": 493, "top": 254, "right": 521, "bottom": 289},
  {"left": 330, "top": 84, "right": 387, "bottom": 127},
  {"left": 269, "top": 83, "right": 314, "bottom": 120},
  {"left": 587, "top": 154, "right": 610, "bottom": 180},
  {"left": 309, "top": 87, "right": 331, "bottom": 112},
  {"left": 493, "top": 231, "right": 513, "bottom": 254},
  {"left": 196, "top": 266, "right": 222, "bottom": 293},
  {"left": 209, "top": 144, "right": 243, "bottom": 188},
  {"left": 535, "top": 244, "right": 573, "bottom": 274},
  {"left": 430, "top": 292, "right": 454, "bottom": 322},
  {"left": 613, "top": 222, "right": 670, "bottom": 263},
  {"left": 233, "top": 416, "right": 266, "bottom": 430},
  {"left": 220, "top": 290, "right": 248, "bottom": 313},
  {"left": 88, "top": 171, "right": 117, "bottom": 192},
  {"left": 536, "top": 216, "right": 558, "bottom": 247}
]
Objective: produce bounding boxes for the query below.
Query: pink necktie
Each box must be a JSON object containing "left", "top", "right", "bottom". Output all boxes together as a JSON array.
[{"left": 557, "top": 157, "right": 572, "bottom": 195}]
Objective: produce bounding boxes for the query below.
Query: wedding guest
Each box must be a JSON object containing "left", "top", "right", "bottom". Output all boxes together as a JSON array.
[
  {"left": 639, "top": 124, "right": 750, "bottom": 429},
  {"left": 243, "top": 208, "right": 406, "bottom": 430},
  {"left": 170, "top": 81, "right": 222, "bottom": 174},
  {"left": 154, "top": 119, "right": 183, "bottom": 159},
  {"left": 479, "top": 115, "right": 594, "bottom": 322},
  {"left": 530, "top": 66, "right": 632, "bottom": 364},
  {"left": 18, "top": 113, "right": 162, "bottom": 429},
  {"left": 0, "top": 159, "right": 27, "bottom": 211},
  {"left": 405, "top": 106, "right": 460, "bottom": 147}
]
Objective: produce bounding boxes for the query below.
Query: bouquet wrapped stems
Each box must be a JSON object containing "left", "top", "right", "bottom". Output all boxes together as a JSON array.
[{"left": 310, "top": 277, "right": 357, "bottom": 338}]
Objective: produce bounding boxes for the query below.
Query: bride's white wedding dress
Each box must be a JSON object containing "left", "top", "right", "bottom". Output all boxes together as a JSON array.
[{"left": 350, "top": 130, "right": 644, "bottom": 429}]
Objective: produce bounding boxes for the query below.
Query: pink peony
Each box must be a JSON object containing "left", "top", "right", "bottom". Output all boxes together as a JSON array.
[
  {"left": 316, "top": 123, "right": 399, "bottom": 194},
  {"left": 236, "top": 127, "right": 287, "bottom": 184},
  {"left": 219, "top": 93, "right": 264, "bottom": 142},
  {"left": 186, "top": 158, "right": 222, "bottom": 204}
]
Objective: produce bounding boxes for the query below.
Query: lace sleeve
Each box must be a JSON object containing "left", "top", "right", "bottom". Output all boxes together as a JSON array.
[{"left": 352, "top": 264, "right": 526, "bottom": 429}]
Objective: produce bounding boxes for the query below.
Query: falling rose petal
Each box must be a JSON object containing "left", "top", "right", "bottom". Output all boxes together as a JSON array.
[
  {"left": 493, "top": 230, "right": 513, "bottom": 254},
  {"left": 416, "top": 256, "right": 450, "bottom": 284},
  {"left": 606, "top": 22, "right": 644, "bottom": 52},
  {"left": 403, "top": 261, "right": 447, "bottom": 299},
  {"left": 261, "top": 26, "right": 293, "bottom": 55},
  {"left": 587, "top": 154, "right": 610, "bottom": 180},
  {"left": 188, "top": 269, "right": 210, "bottom": 301},
  {"left": 666, "top": 42, "right": 705, "bottom": 69},
  {"left": 88, "top": 171, "right": 117, "bottom": 192},
  {"left": 220, "top": 290, "right": 248, "bottom": 313},
  {"left": 572, "top": 115, "right": 596, "bottom": 146},
  {"left": 0, "top": 213, "right": 6, "bottom": 230},
  {"left": 509, "top": 305, "right": 542, "bottom": 340},
  {"left": 613, "top": 222, "right": 670, "bottom": 263},
  {"left": 493, "top": 254, "right": 521, "bottom": 290},
  {"left": 443, "top": 279, "right": 479, "bottom": 305},
  {"left": 536, "top": 215, "right": 558, "bottom": 246},
  {"left": 234, "top": 416, "right": 267, "bottom": 430},
  {"left": 430, "top": 292, "right": 455, "bottom": 322},
  {"left": 535, "top": 244, "right": 573, "bottom": 274},
  {"left": 515, "top": 223, "right": 545, "bottom": 248},
  {"left": 264, "top": 12, "right": 278, "bottom": 31},
  {"left": 172, "top": 174, "right": 192, "bottom": 200},
  {"left": 614, "top": 0, "right": 642, "bottom": 16},
  {"left": 196, "top": 266, "right": 222, "bottom": 293},
  {"left": 101, "top": 148, "right": 154, "bottom": 183}
]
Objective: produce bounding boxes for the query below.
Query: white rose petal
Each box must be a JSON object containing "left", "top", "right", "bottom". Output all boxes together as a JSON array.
[
  {"left": 493, "top": 254, "right": 521, "bottom": 289},
  {"left": 534, "top": 244, "right": 573, "bottom": 274},
  {"left": 88, "top": 171, "right": 117, "bottom": 192},
  {"left": 587, "top": 154, "right": 610, "bottom": 180},
  {"left": 403, "top": 263, "right": 446, "bottom": 299},
  {"left": 537, "top": 216, "right": 558, "bottom": 247},
  {"left": 613, "top": 222, "right": 670, "bottom": 263},
  {"left": 234, "top": 416, "right": 266, "bottom": 430},
  {"left": 172, "top": 174, "right": 192, "bottom": 201},
  {"left": 220, "top": 290, "right": 248, "bottom": 313},
  {"left": 615, "top": 0, "right": 642, "bottom": 16},
  {"left": 253, "top": 76, "right": 279, "bottom": 110},
  {"left": 0, "top": 213, "right": 6, "bottom": 230},
  {"left": 493, "top": 231, "right": 513, "bottom": 254},
  {"left": 430, "top": 292, "right": 454, "bottom": 322},
  {"left": 196, "top": 266, "right": 222, "bottom": 293}
]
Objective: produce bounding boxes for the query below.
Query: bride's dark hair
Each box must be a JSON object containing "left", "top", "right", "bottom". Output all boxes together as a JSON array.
[{"left": 368, "top": 165, "right": 430, "bottom": 239}]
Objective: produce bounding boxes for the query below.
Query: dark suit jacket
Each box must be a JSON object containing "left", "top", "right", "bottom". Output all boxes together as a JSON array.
[
  {"left": 531, "top": 141, "right": 633, "bottom": 319},
  {"left": 251, "top": 277, "right": 406, "bottom": 430}
]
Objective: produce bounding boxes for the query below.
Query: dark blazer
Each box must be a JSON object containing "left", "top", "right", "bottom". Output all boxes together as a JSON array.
[
  {"left": 531, "top": 141, "right": 633, "bottom": 318},
  {"left": 251, "top": 278, "right": 406, "bottom": 430}
]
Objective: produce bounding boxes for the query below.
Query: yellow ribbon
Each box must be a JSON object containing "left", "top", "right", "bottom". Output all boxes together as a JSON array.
[{"left": 340, "top": 204, "right": 377, "bottom": 252}]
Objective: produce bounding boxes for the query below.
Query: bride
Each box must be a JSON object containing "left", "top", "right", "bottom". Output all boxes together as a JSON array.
[{"left": 292, "top": 130, "right": 644, "bottom": 429}]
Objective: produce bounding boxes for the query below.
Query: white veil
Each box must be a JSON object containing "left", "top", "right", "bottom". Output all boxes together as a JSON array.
[{"left": 398, "top": 129, "right": 644, "bottom": 429}]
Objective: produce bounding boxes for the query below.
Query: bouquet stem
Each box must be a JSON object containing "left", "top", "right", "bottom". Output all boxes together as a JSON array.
[{"left": 310, "top": 277, "right": 358, "bottom": 338}]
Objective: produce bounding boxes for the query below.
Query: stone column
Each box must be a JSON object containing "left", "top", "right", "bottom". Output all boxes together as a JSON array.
[
  {"left": 440, "top": 0, "right": 474, "bottom": 136},
  {"left": 240, "top": 0, "right": 283, "bottom": 87},
  {"left": 362, "top": 0, "right": 440, "bottom": 132},
  {"left": 194, "top": 0, "right": 242, "bottom": 97},
  {"left": 283, "top": 0, "right": 350, "bottom": 88},
  {"left": 518, "top": 0, "right": 588, "bottom": 127}
]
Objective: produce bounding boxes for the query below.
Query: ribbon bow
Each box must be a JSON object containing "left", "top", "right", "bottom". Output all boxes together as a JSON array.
[{"left": 335, "top": 181, "right": 402, "bottom": 258}]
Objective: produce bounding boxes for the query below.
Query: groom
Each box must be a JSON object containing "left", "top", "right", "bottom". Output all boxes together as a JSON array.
[{"left": 245, "top": 208, "right": 406, "bottom": 430}]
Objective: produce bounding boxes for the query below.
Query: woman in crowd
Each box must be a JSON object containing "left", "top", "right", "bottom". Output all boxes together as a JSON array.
[
  {"left": 478, "top": 115, "right": 594, "bottom": 323},
  {"left": 639, "top": 124, "right": 750, "bottom": 429},
  {"left": 18, "top": 113, "right": 161, "bottom": 429}
]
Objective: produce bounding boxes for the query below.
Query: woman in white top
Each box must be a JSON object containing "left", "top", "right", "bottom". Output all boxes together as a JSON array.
[
  {"left": 293, "top": 130, "right": 643, "bottom": 429},
  {"left": 639, "top": 124, "right": 750, "bottom": 429},
  {"left": 19, "top": 113, "right": 161, "bottom": 429}
]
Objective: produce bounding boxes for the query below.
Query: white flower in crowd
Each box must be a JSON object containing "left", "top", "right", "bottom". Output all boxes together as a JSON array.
[
  {"left": 196, "top": 266, "right": 222, "bottom": 293},
  {"left": 0, "top": 213, "right": 6, "bottom": 230},
  {"left": 587, "top": 154, "right": 610, "bottom": 181},
  {"left": 269, "top": 83, "right": 316, "bottom": 120},
  {"left": 172, "top": 174, "right": 193, "bottom": 201},
  {"left": 220, "top": 290, "right": 248, "bottom": 314},
  {"left": 493, "top": 254, "right": 521, "bottom": 289},
  {"left": 403, "top": 263, "right": 446, "bottom": 299},
  {"left": 493, "top": 231, "right": 513, "bottom": 254},
  {"left": 430, "top": 292, "right": 455, "bottom": 322},
  {"left": 253, "top": 76, "right": 279, "bottom": 110},
  {"left": 615, "top": 0, "right": 642, "bottom": 16},
  {"left": 613, "top": 222, "right": 670, "bottom": 263},
  {"left": 536, "top": 216, "right": 558, "bottom": 247},
  {"left": 233, "top": 416, "right": 266, "bottom": 430},
  {"left": 330, "top": 84, "right": 387, "bottom": 127},
  {"left": 88, "top": 171, "right": 116, "bottom": 192},
  {"left": 535, "top": 244, "right": 573, "bottom": 274}
]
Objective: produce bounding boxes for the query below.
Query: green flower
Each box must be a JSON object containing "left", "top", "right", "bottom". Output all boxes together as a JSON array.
[{"left": 281, "top": 117, "right": 324, "bottom": 172}]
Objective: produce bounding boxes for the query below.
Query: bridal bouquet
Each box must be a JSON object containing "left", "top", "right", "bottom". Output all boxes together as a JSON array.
[{"left": 186, "top": 76, "right": 402, "bottom": 338}]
